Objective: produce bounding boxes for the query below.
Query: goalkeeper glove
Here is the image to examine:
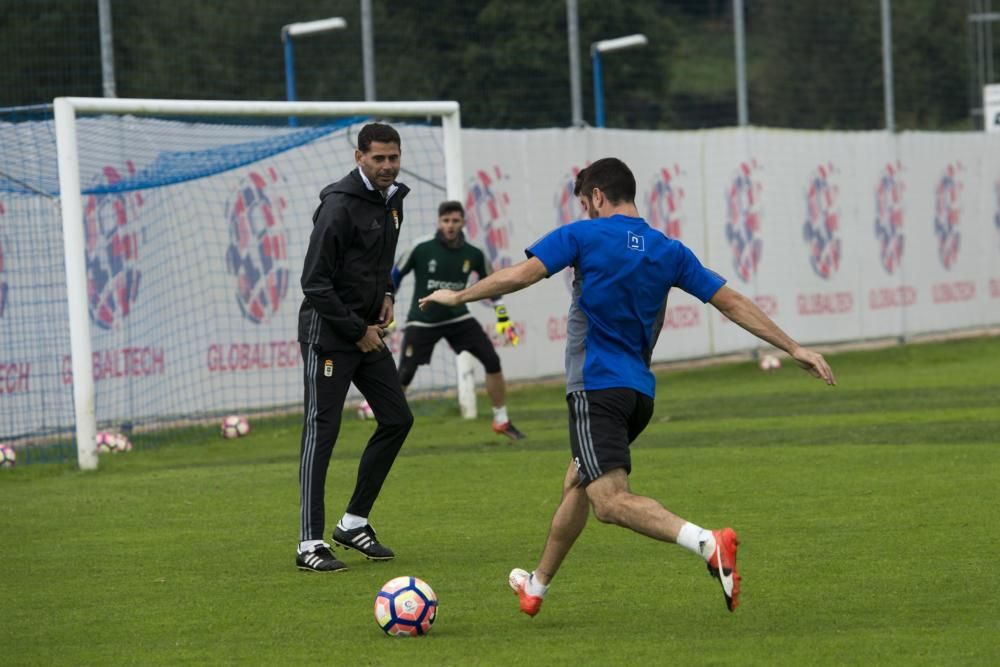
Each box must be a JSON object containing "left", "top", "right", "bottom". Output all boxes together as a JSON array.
[{"left": 494, "top": 305, "right": 520, "bottom": 346}]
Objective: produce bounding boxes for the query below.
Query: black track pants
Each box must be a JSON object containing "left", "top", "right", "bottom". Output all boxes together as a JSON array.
[{"left": 299, "top": 343, "right": 413, "bottom": 542}]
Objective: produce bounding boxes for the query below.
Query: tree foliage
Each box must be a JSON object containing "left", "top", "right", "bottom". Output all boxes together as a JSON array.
[
  {"left": 0, "top": 0, "right": 981, "bottom": 130},
  {"left": 752, "top": 0, "right": 973, "bottom": 130}
]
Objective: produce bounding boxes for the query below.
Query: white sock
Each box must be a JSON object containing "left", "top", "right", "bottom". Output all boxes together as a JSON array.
[
  {"left": 526, "top": 572, "right": 549, "bottom": 597},
  {"left": 337, "top": 513, "right": 367, "bottom": 531},
  {"left": 677, "top": 522, "right": 716, "bottom": 562},
  {"left": 492, "top": 405, "right": 509, "bottom": 424},
  {"left": 297, "top": 539, "right": 328, "bottom": 554}
]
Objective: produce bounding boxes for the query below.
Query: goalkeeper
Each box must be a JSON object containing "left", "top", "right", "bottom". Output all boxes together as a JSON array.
[{"left": 390, "top": 200, "right": 526, "bottom": 440}]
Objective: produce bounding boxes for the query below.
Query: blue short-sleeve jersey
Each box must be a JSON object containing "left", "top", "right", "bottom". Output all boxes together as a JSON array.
[{"left": 527, "top": 214, "right": 725, "bottom": 398}]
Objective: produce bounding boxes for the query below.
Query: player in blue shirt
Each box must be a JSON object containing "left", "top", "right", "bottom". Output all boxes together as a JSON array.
[{"left": 419, "top": 157, "right": 835, "bottom": 616}]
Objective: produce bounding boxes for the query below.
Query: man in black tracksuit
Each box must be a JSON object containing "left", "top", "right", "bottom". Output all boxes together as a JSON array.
[{"left": 295, "top": 123, "right": 414, "bottom": 573}]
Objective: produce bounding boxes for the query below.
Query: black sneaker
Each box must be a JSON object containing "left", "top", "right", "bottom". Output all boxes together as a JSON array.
[
  {"left": 296, "top": 546, "right": 348, "bottom": 573},
  {"left": 332, "top": 524, "right": 395, "bottom": 561}
]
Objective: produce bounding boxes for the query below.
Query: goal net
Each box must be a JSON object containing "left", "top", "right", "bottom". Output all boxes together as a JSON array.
[{"left": 0, "top": 98, "right": 470, "bottom": 469}]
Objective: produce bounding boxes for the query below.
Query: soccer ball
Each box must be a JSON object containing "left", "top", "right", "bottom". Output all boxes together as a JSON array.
[
  {"left": 374, "top": 576, "right": 438, "bottom": 637},
  {"left": 759, "top": 354, "right": 782, "bottom": 372},
  {"left": 221, "top": 415, "right": 251, "bottom": 439},
  {"left": 96, "top": 431, "right": 133, "bottom": 454},
  {"left": 0, "top": 443, "right": 16, "bottom": 469},
  {"left": 357, "top": 400, "right": 375, "bottom": 420}
]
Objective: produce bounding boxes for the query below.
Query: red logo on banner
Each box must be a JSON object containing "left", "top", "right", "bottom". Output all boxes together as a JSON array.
[
  {"left": 802, "top": 163, "right": 841, "bottom": 279},
  {"left": 797, "top": 292, "right": 853, "bottom": 316},
  {"left": 662, "top": 304, "right": 700, "bottom": 329},
  {"left": 874, "top": 161, "right": 905, "bottom": 275},
  {"left": 0, "top": 362, "right": 30, "bottom": 396},
  {"left": 553, "top": 166, "right": 587, "bottom": 293},
  {"left": 61, "top": 347, "right": 165, "bottom": 384},
  {"left": 869, "top": 286, "right": 917, "bottom": 310},
  {"left": 647, "top": 165, "right": 686, "bottom": 240},
  {"left": 933, "top": 163, "right": 963, "bottom": 271},
  {"left": 84, "top": 163, "right": 144, "bottom": 330},
  {"left": 207, "top": 341, "right": 300, "bottom": 372},
  {"left": 466, "top": 166, "right": 515, "bottom": 271},
  {"left": 547, "top": 315, "right": 568, "bottom": 342},
  {"left": 932, "top": 281, "right": 975, "bottom": 304},
  {"left": 724, "top": 160, "right": 763, "bottom": 283},
  {"left": 224, "top": 167, "right": 290, "bottom": 325},
  {"left": 555, "top": 166, "right": 585, "bottom": 229}
]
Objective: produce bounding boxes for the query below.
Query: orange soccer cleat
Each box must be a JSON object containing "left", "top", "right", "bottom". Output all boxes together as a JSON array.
[
  {"left": 508, "top": 568, "right": 544, "bottom": 617},
  {"left": 493, "top": 420, "right": 527, "bottom": 440},
  {"left": 706, "top": 527, "right": 741, "bottom": 611}
]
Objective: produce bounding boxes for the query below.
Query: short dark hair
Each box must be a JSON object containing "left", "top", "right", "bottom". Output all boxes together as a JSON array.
[
  {"left": 573, "top": 158, "right": 636, "bottom": 205},
  {"left": 437, "top": 200, "right": 465, "bottom": 218},
  {"left": 357, "top": 123, "right": 401, "bottom": 153}
]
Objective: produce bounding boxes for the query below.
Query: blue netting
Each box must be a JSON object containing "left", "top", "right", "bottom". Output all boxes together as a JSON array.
[
  {"left": 0, "top": 111, "right": 365, "bottom": 196},
  {"left": 87, "top": 118, "right": 366, "bottom": 195}
]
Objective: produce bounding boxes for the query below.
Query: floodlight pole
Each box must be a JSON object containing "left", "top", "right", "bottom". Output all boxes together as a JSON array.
[
  {"left": 567, "top": 0, "right": 584, "bottom": 127},
  {"left": 733, "top": 0, "right": 748, "bottom": 126},
  {"left": 361, "top": 0, "right": 376, "bottom": 101},
  {"left": 590, "top": 34, "right": 647, "bottom": 128},
  {"left": 880, "top": 0, "right": 895, "bottom": 133},
  {"left": 592, "top": 49, "right": 605, "bottom": 127},
  {"left": 97, "top": 0, "right": 116, "bottom": 98},
  {"left": 282, "top": 17, "right": 348, "bottom": 125}
]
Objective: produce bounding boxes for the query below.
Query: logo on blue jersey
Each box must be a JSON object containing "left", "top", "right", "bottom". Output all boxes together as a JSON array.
[{"left": 627, "top": 231, "right": 645, "bottom": 252}]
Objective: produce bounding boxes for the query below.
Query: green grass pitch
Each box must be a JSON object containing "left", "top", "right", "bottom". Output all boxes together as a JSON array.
[{"left": 2, "top": 337, "right": 999, "bottom": 665}]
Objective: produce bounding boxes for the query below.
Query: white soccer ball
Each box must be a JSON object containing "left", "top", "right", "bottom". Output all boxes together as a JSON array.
[
  {"left": 374, "top": 576, "right": 438, "bottom": 637},
  {"left": 357, "top": 400, "right": 375, "bottom": 420},
  {"left": 221, "top": 415, "right": 251, "bottom": 439},
  {"left": 96, "top": 431, "right": 133, "bottom": 454},
  {"left": 0, "top": 443, "right": 16, "bottom": 469},
  {"left": 759, "top": 354, "right": 782, "bottom": 372}
]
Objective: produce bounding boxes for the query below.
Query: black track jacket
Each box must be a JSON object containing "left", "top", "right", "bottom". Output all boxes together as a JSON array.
[{"left": 298, "top": 168, "right": 410, "bottom": 351}]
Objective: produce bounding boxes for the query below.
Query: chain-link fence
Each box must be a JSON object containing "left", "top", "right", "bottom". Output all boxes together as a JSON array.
[{"left": 0, "top": 1, "right": 996, "bottom": 130}]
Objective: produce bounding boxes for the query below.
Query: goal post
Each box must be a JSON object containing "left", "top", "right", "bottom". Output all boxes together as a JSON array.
[{"left": 52, "top": 97, "right": 474, "bottom": 471}]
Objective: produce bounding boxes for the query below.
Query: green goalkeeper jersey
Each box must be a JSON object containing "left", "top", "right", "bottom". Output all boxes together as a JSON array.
[{"left": 392, "top": 231, "right": 492, "bottom": 326}]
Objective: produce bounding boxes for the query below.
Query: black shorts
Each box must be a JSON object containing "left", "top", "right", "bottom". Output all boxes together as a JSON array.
[
  {"left": 567, "top": 388, "right": 654, "bottom": 485},
  {"left": 400, "top": 318, "right": 501, "bottom": 374}
]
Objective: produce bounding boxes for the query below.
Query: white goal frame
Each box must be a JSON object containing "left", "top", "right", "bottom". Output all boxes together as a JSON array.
[{"left": 53, "top": 97, "right": 476, "bottom": 470}]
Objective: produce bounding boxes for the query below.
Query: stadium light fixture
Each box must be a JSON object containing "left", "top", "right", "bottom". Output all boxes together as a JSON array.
[
  {"left": 282, "top": 17, "right": 348, "bottom": 124},
  {"left": 590, "top": 33, "right": 648, "bottom": 128}
]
